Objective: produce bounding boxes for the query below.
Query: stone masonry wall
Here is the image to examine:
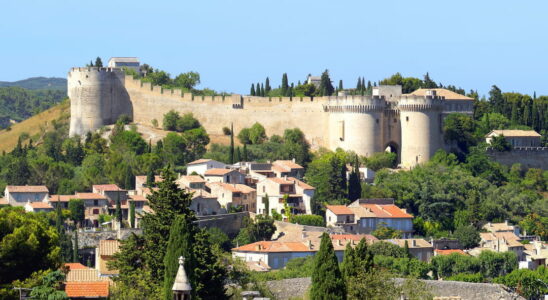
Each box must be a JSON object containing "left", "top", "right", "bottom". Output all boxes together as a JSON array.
[{"left": 487, "top": 148, "right": 548, "bottom": 170}]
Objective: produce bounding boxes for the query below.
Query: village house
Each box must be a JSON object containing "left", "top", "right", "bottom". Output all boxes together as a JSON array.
[
  {"left": 232, "top": 233, "right": 376, "bottom": 269},
  {"left": 95, "top": 239, "right": 120, "bottom": 276},
  {"left": 186, "top": 158, "right": 226, "bottom": 176},
  {"left": 207, "top": 182, "right": 257, "bottom": 212},
  {"left": 520, "top": 241, "right": 547, "bottom": 269},
  {"left": 203, "top": 168, "right": 246, "bottom": 184},
  {"left": 326, "top": 198, "right": 414, "bottom": 238},
  {"left": 92, "top": 184, "right": 127, "bottom": 204},
  {"left": 256, "top": 177, "right": 314, "bottom": 216},
  {"left": 134, "top": 175, "right": 162, "bottom": 193},
  {"left": 24, "top": 201, "right": 54, "bottom": 213},
  {"left": 434, "top": 249, "right": 468, "bottom": 256},
  {"left": 271, "top": 160, "right": 305, "bottom": 179},
  {"left": 177, "top": 175, "right": 206, "bottom": 190},
  {"left": 48, "top": 195, "right": 73, "bottom": 209},
  {"left": 386, "top": 239, "right": 434, "bottom": 262},
  {"left": 483, "top": 220, "right": 521, "bottom": 236},
  {"left": 64, "top": 263, "right": 111, "bottom": 299},
  {"left": 485, "top": 129, "right": 542, "bottom": 147},
  {"left": 470, "top": 231, "right": 525, "bottom": 260},
  {"left": 4, "top": 185, "right": 49, "bottom": 207},
  {"left": 189, "top": 189, "right": 221, "bottom": 216},
  {"left": 75, "top": 192, "right": 109, "bottom": 227}
]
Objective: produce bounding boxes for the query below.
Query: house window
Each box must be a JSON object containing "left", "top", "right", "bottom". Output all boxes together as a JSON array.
[
  {"left": 93, "top": 209, "right": 99, "bottom": 215},
  {"left": 197, "top": 203, "right": 201, "bottom": 212},
  {"left": 94, "top": 200, "right": 98, "bottom": 206}
]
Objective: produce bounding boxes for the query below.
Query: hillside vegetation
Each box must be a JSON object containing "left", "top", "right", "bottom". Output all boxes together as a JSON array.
[
  {"left": 0, "top": 87, "right": 66, "bottom": 128},
  {"left": 0, "top": 77, "right": 66, "bottom": 90},
  {"left": 0, "top": 100, "right": 70, "bottom": 153}
]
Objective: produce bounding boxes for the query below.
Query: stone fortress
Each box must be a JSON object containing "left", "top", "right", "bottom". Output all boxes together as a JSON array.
[{"left": 68, "top": 60, "right": 474, "bottom": 168}]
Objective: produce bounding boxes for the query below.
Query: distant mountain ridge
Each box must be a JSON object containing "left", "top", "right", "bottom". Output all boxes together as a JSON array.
[{"left": 0, "top": 77, "right": 66, "bottom": 91}]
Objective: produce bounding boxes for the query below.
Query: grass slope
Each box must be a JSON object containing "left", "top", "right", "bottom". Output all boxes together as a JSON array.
[
  {"left": 0, "top": 100, "right": 70, "bottom": 153},
  {"left": 0, "top": 77, "right": 66, "bottom": 91}
]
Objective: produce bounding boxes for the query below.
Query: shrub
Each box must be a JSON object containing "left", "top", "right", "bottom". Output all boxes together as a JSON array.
[
  {"left": 222, "top": 126, "right": 231, "bottom": 135},
  {"left": 151, "top": 119, "right": 158, "bottom": 128},
  {"left": 291, "top": 215, "right": 324, "bottom": 227},
  {"left": 447, "top": 272, "right": 484, "bottom": 283}
]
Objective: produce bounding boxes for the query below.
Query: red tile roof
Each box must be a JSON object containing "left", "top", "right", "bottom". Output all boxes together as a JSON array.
[
  {"left": 27, "top": 202, "right": 53, "bottom": 209},
  {"left": 65, "top": 281, "right": 109, "bottom": 298},
  {"left": 7, "top": 185, "right": 49, "bottom": 193},
  {"left": 75, "top": 193, "right": 107, "bottom": 200},
  {"left": 64, "top": 263, "right": 89, "bottom": 270},
  {"left": 288, "top": 177, "right": 315, "bottom": 190},
  {"left": 99, "top": 240, "right": 120, "bottom": 256},
  {"left": 326, "top": 205, "right": 354, "bottom": 215},
  {"left": 92, "top": 184, "right": 123, "bottom": 192},
  {"left": 204, "top": 168, "right": 232, "bottom": 176},
  {"left": 128, "top": 194, "right": 147, "bottom": 201},
  {"left": 435, "top": 249, "right": 467, "bottom": 256},
  {"left": 180, "top": 175, "right": 206, "bottom": 183},
  {"left": 362, "top": 204, "right": 413, "bottom": 218},
  {"left": 331, "top": 234, "right": 378, "bottom": 242},
  {"left": 268, "top": 177, "right": 293, "bottom": 185},
  {"left": 273, "top": 160, "right": 304, "bottom": 169},
  {"left": 233, "top": 241, "right": 312, "bottom": 253},
  {"left": 49, "top": 195, "right": 74, "bottom": 202},
  {"left": 187, "top": 158, "right": 212, "bottom": 165}
]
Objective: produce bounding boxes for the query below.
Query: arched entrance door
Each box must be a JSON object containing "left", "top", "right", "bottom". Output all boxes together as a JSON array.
[{"left": 384, "top": 142, "right": 400, "bottom": 165}]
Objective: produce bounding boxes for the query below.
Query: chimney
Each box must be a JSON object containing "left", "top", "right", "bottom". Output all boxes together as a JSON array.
[
  {"left": 255, "top": 244, "right": 262, "bottom": 251},
  {"left": 292, "top": 158, "right": 296, "bottom": 163},
  {"left": 505, "top": 219, "right": 509, "bottom": 226},
  {"left": 301, "top": 232, "right": 306, "bottom": 240},
  {"left": 307, "top": 240, "right": 312, "bottom": 250},
  {"left": 338, "top": 239, "right": 342, "bottom": 246},
  {"left": 488, "top": 222, "right": 492, "bottom": 227},
  {"left": 412, "top": 240, "right": 416, "bottom": 247}
]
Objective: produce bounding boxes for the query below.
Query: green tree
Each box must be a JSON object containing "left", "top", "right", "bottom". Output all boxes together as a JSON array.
[
  {"left": 338, "top": 79, "right": 343, "bottom": 91},
  {"left": 163, "top": 110, "right": 180, "bottom": 131},
  {"left": 341, "top": 243, "right": 356, "bottom": 280},
  {"left": 94, "top": 57, "right": 103, "bottom": 68},
  {"left": 347, "top": 156, "right": 361, "bottom": 201},
  {"left": 453, "top": 225, "right": 480, "bottom": 249},
  {"left": 364, "top": 152, "right": 397, "bottom": 171},
  {"left": 176, "top": 113, "right": 200, "bottom": 132},
  {"left": 173, "top": 72, "right": 200, "bottom": 90},
  {"left": 265, "top": 77, "right": 271, "bottom": 94},
  {"left": 29, "top": 270, "right": 68, "bottom": 300},
  {"left": 129, "top": 200, "right": 135, "bottom": 228},
  {"left": 305, "top": 150, "right": 348, "bottom": 205},
  {"left": 519, "top": 213, "right": 548, "bottom": 240},
  {"left": 310, "top": 232, "right": 346, "bottom": 300},
  {"left": 242, "top": 143, "right": 248, "bottom": 161},
  {"left": 249, "top": 122, "right": 267, "bottom": 144},
  {"left": 229, "top": 123, "right": 235, "bottom": 164},
  {"left": 115, "top": 193, "right": 122, "bottom": 225},
  {"left": 68, "top": 199, "right": 85, "bottom": 227},
  {"left": 281, "top": 73, "right": 289, "bottom": 96},
  {"left": 250, "top": 83, "right": 256, "bottom": 96},
  {"left": 494, "top": 267, "right": 548, "bottom": 299},
  {"left": 317, "top": 69, "right": 334, "bottom": 96},
  {"left": 490, "top": 135, "right": 512, "bottom": 152},
  {"left": 443, "top": 113, "right": 477, "bottom": 153},
  {"left": 290, "top": 214, "right": 324, "bottom": 227},
  {"left": 371, "top": 222, "right": 402, "bottom": 239},
  {"left": 73, "top": 229, "right": 79, "bottom": 263}
]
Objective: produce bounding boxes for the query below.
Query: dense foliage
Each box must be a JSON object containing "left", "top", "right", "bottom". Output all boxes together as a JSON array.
[{"left": 0, "top": 87, "right": 65, "bottom": 128}]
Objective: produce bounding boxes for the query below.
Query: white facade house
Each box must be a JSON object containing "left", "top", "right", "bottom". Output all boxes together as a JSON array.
[
  {"left": 256, "top": 177, "right": 314, "bottom": 216},
  {"left": 485, "top": 130, "right": 542, "bottom": 147},
  {"left": 186, "top": 159, "right": 226, "bottom": 176},
  {"left": 107, "top": 57, "right": 140, "bottom": 72},
  {"left": 203, "top": 168, "right": 245, "bottom": 184},
  {"left": 24, "top": 201, "right": 54, "bottom": 213},
  {"left": 4, "top": 186, "right": 49, "bottom": 207}
]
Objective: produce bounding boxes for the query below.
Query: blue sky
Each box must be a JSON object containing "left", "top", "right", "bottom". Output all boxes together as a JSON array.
[{"left": 1, "top": 0, "right": 547, "bottom": 96}]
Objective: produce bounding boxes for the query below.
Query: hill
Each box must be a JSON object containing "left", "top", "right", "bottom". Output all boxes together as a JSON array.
[
  {"left": 0, "top": 100, "right": 70, "bottom": 153},
  {"left": 0, "top": 87, "right": 66, "bottom": 128},
  {"left": 0, "top": 77, "right": 66, "bottom": 91}
]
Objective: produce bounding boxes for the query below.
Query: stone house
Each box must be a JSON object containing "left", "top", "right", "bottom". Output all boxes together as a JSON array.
[
  {"left": 271, "top": 160, "right": 305, "bottom": 179},
  {"left": 386, "top": 238, "right": 434, "bottom": 262},
  {"left": 485, "top": 130, "right": 542, "bottom": 147},
  {"left": 177, "top": 175, "right": 206, "bottom": 190},
  {"left": 255, "top": 177, "right": 314, "bottom": 216},
  {"left": 107, "top": 57, "right": 140, "bottom": 72},
  {"left": 189, "top": 189, "right": 221, "bottom": 216},
  {"left": 95, "top": 239, "right": 120, "bottom": 276},
  {"left": 92, "top": 184, "right": 127, "bottom": 204},
  {"left": 49, "top": 195, "right": 73, "bottom": 209},
  {"left": 134, "top": 175, "right": 162, "bottom": 193},
  {"left": 186, "top": 159, "right": 226, "bottom": 176},
  {"left": 207, "top": 182, "right": 257, "bottom": 212},
  {"left": 75, "top": 193, "right": 109, "bottom": 227},
  {"left": 326, "top": 199, "right": 414, "bottom": 238},
  {"left": 64, "top": 263, "right": 111, "bottom": 299},
  {"left": 24, "top": 201, "right": 54, "bottom": 213},
  {"left": 483, "top": 220, "right": 521, "bottom": 236},
  {"left": 4, "top": 185, "right": 49, "bottom": 207},
  {"left": 478, "top": 231, "right": 525, "bottom": 260},
  {"left": 203, "top": 168, "right": 245, "bottom": 184},
  {"left": 520, "top": 241, "right": 547, "bottom": 269}
]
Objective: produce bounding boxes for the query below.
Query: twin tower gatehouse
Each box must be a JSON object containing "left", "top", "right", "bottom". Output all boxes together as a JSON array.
[{"left": 68, "top": 66, "right": 474, "bottom": 168}]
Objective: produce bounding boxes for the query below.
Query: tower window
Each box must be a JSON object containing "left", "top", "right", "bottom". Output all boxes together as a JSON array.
[
  {"left": 406, "top": 116, "right": 409, "bottom": 122},
  {"left": 393, "top": 118, "right": 397, "bottom": 123},
  {"left": 376, "top": 119, "right": 379, "bottom": 124}
]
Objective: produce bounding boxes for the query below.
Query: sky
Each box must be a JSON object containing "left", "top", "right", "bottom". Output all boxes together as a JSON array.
[{"left": 1, "top": 0, "right": 547, "bottom": 97}]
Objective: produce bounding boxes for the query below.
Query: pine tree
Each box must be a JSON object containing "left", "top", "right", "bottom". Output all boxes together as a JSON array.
[
  {"left": 250, "top": 83, "right": 256, "bottom": 96},
  {"left": 281, "top": 73, "right": 289, "bottom": 96},
  {"left": 310, "top": 233, "right": 346, "bottom": 299},
  {"left": 95, "top": 57, "right": 103, "bottom": 68},
  {"left": 129, "top": 200, "right": 135, "bottom": 228},
  {"left": 162, "top": 215, "right": 196, "bottom": 300},
  {"left": 242, "top": 143, "right": 248, "bottom": 161},
  {"left": 338, "top": 79, "right": 343, "bottom": 91},
  {"left": 229, "top": 123, "right": 235, "bottom": 164},
  {"left": 73, "top": 230, "right": 79, "bottom": 263}
]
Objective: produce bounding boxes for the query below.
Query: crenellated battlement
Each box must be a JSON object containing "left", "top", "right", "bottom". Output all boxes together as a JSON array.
[
  {"left": 68, "top": 67, "right": 123, "bottom": 76},
  {"left": 397, "top": 94, "right": 444, "bottom": 111}
]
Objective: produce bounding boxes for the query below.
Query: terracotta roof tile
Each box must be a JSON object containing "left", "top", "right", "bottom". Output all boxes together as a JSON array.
[
  {"left": 92, "top": 184, "right": 124, "bottom": 192},
  {"left": 435, "top": 249, "right": 467, "bottom": 256},
  {"left": 75, "top": 193, "right": 107, "bottom": 200},
  {"left": 288, "top": 177, "right": 315, "bottom": 190},
  {"left": 6, "top": 185, "right": 48, "bottom": 193},
  {"left": 65, "top": 281, "right": 109, "bottom": 298},
  {"left": 326, "top": 205, "right": 354, "bottom": 215},
  {"left": 388, "top": 239, "right": 432, "bottom": 248},
  {"left": 99, "top": 240, "right": 120, "bottom": 256},
  {"left": 49, "top": 195, "right": 74, "bottom": 202},
  {"left": 408, "top": 88, "right": 474, "bottom": 100},
  {"left": 330, "top": 234, "right": 378, "bottom": 242},
  {"left": 179, "top": 175, "right": 206, "bottom": 183},
  {"left": 268, "top": 177, "right": 293, "bottom": 185},
  {"left": 187, "top": 158, "right": 212, "bottom": 165},
  {"left": 64, "top": 263, "right": 89, "bottom": 270},
  {"left": 128, "top": 194, "right": 147, "bottom": 201},
  {"left": 487, "top": 130, "right": 541, "bottom": 137},
  {"left": 361, "top": 204, "right": 413, "bottom": 218},
  {"left": 28, "top": 202, "right": 53, "bottom": 209},
  {"left": 204, "top": 168, "right": 232, "bottom": 176},
  {"left": 273, "top": 160, "right": 304, "bottom": 169},
  {"left": 233, "top": 241, "right": 312, "bottom": 253}
]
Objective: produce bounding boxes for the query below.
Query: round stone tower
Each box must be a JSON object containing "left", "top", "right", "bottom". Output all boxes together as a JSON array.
[
  {"left": 326, "top": 95, "right": 386, "bottom": 157},
  {"left": 68, "top": 67, "right": 128, "bottom": 137},
  {"left": 397, "top": 90, "right": 444, "bottom": 167}
]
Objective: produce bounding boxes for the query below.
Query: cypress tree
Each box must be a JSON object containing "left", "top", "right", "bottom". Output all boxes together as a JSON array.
[
  {"left": 124, "top": 165, "right": 133, "bottom": 190},
  {"left": 229, "top": 123, "right": 235, "bottom": 164},
  {"left": 354, "top": 238, "right": 373, "bottom": 272},
  {"left": 347, "top": 156, "right": 361, "bottom": 201},
  {"left": 129, "top": 200, "right": 135, "bottom": 228},
  {"left": 73, "top": 230, "right": 79, "bottom": 263},
  {"left": 242, "top": 143, "right": 248, "bottom": 161},
  {"left": 256, "top": 82, "right": 261, "bottom": 96},
  {"left": 290, "top": 83, "right": 294, "bottom": 97},
  {"left": 356, "top": 77, "right": 362, "bottom": 91},
  {"left": 338, "top": 79, "right": 343, "bottom": 91},
  {"left": 89, "top": 60, "right": 94, "bottom": 67},
  {"left": 281, "top": 73, "right": 289, "bottom": 96},
  {"left": 318, "top": 69, "right": 334, "bottom": 96},
  {"left": 260, "top": 83, "right": 265, "bottom": 97},
  {"left": 235, "top": 146, "right": 241, "bottom": 163},
  {"left": 115, "top": 193, "right": 122, "bottom": 226},
  {"left": 341, "top": 242, "right": 357, "bottom": 279},
  {"left": 162, "top": 215, "right": 196, "bottom": 300},
  {"left": 250, "top": 83, "right": 256, "bottom": 96},
  {"left": 367, "top": 80, "right": 372, "bottom": 90},
  {"left": 404, "top": 240, "right": 412, "bottom": 259},
  {"left": 95, "top": 57, "right": 103, "bottom": 68},
  {"left": 146, "top": 165, "right": 155, "bottom": 188},
  {"left": 310, "top": 233, "right": 346, "bottom": 299},
  {"left": 265, "top": 77, "right": 271, "bottom": 94}
]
